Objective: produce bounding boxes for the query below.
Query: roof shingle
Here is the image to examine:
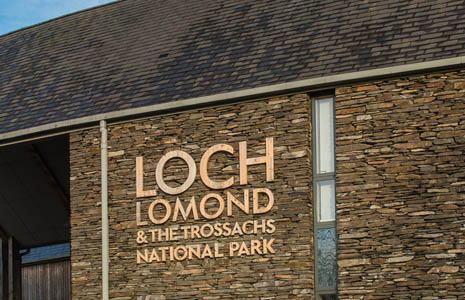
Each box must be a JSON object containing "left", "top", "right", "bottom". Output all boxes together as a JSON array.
[{"left": 1, "top": 0, "right": 465, "bottom": 134}]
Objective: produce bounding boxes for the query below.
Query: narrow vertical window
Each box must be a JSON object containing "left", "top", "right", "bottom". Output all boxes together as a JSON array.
[
  {"left": 317, "top": 180, "right": 335, "bottom": 222},
  {"left": 313, "top": 97, "right": 337, "bottom": 299},
  {"left": 315, "top": 98, "right": 334, "bottom": 174}
]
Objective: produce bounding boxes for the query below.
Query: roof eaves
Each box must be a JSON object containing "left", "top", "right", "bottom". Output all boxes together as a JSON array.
[{"left": 1, "top": 55, "right": 465, "bottom": 145}]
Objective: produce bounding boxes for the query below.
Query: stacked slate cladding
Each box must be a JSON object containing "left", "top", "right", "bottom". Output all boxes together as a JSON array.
[
  {"left": 70, "top": 95, "right": 315, "bottom": 299},
  {"left": 335, "top": 71, "right": 465, "bottom": 299},
  {"left": 0, "top": 0, "right": 465, "bottom": 134},
  {"left": 68, "top": 74, "right": 465, "bottom": 298}
]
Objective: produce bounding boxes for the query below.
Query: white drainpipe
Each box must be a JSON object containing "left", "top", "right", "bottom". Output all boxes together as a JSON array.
[{"left": 100, "top": 120, "right": 109, "bottom": 300}]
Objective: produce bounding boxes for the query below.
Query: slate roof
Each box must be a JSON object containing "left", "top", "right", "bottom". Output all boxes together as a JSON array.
[{"left": 1, "top": 0, "right": 465, "bottom": 135}]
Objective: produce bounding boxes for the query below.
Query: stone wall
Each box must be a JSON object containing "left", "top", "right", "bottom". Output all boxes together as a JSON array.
[
  {"left": 70, "top": 69, "right": 465, "bottom": 300},
  {"left": 335, "top": 70, "right": 465, "bottom": 299},
  {"left": 69, "top": 128, "right": 102, "bottom": 299},
  {"left": 70, "top": 94, "right": 314, "bottom": 299}
]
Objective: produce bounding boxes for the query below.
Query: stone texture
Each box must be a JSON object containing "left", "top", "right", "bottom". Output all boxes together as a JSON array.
[
  {"left": 70, "top": 94, "right": 314, "bottom": 299},
  {"left": 69, "top": 128, "right": 102, "bottom": 300},
  {"left": 336, "top": 70, "right": 465, "bottom": 300},
  {"left": 70, "top": 69, "right": 465, "bottom": 299}
]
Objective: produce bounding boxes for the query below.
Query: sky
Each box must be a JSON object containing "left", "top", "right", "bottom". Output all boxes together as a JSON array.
[{"left": 0, "top": 0, "right": 117, "bottom": 36}]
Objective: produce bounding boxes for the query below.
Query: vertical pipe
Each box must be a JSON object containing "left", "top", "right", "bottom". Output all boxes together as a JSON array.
[
  {"left": 7, "top": 238, "right": 12, "bottom": 300},
  {"left": 100, "top": 120, "right": 109, "bottom": 300},
  {"left": 0, "top": 239, "right": 2, "bottom": 300}
]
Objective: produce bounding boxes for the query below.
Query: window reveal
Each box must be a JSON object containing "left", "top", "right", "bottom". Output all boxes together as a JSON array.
[{"left": 313, "top": 97, "right": 337, "bottom": 299}]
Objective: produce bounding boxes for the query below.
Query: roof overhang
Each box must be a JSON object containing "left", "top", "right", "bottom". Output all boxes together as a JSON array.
[
  {"left": 1, "top": 56, "right": 465, "bottom": 146},
  {"left": 0, "top": 135, "right": 69, "bottom": 249}
]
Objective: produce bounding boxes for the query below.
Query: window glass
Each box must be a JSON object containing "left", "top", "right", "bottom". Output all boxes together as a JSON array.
[
  {"left": 315, "top": 98, "right": 334, "bottom": 174},
  {"left": 317, "top": 228, "right": 337, "bottom": 287},
  {"left": 313, "top": 95, "right": 337, "bottom": 298},
  {"left": 317, "top": 180, "right": 335, "bottom": 222},
  {"left": 319, "top": 294, "right": 338, "bottom": 300}
]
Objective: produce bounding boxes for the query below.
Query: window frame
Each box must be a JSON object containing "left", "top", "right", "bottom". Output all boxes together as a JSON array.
[{"left": 312, "top": 96, "right": 338, "bottom": 297}]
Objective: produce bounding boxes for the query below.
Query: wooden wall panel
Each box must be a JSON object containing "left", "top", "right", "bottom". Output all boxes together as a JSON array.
[{"left": 21, "top": 260, "right": 70, "bottom": 300}]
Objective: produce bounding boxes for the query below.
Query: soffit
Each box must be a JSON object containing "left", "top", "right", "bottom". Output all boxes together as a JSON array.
[{"left": 0, "top": 136, "right": 69, "bottom": 248}]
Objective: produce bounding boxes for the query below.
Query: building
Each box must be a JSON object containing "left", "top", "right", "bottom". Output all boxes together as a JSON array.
[{"left": 0, "top": 0, "right": 464, "bottom": 299}]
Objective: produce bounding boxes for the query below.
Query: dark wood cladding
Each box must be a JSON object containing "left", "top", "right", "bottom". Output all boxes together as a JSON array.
[{"left": 21, "top": 260, "right": 70, "bottom": 300}]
